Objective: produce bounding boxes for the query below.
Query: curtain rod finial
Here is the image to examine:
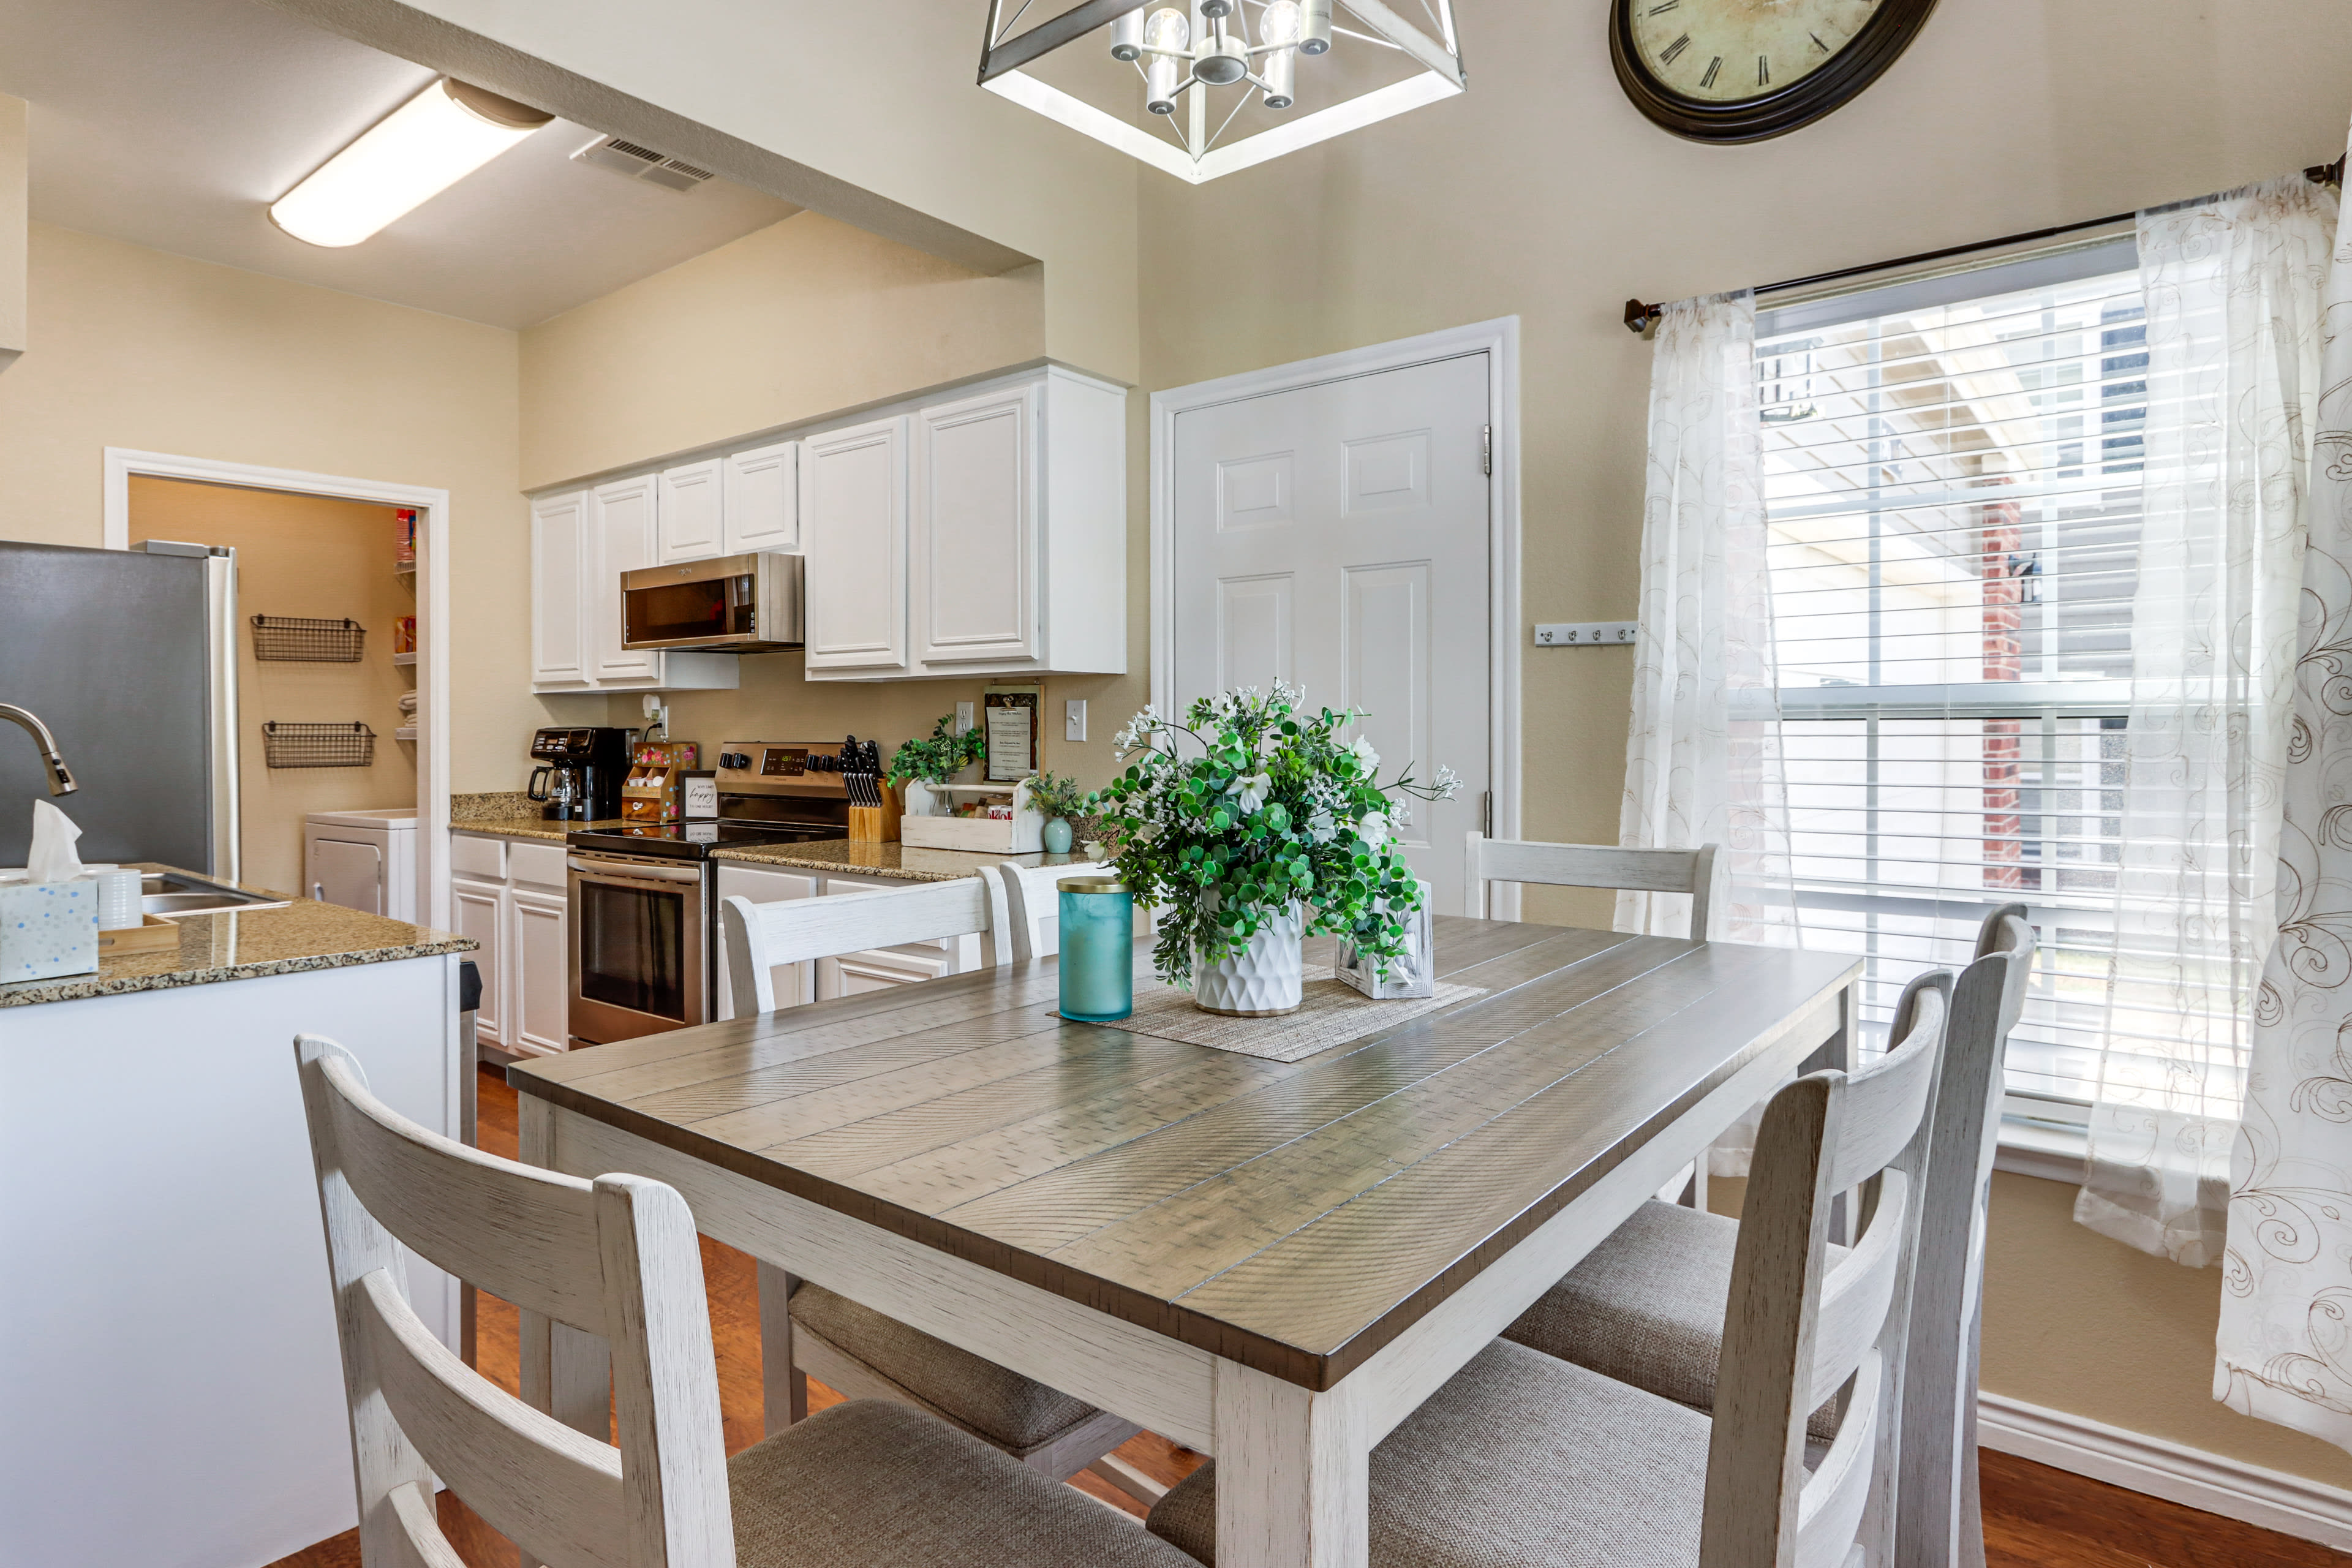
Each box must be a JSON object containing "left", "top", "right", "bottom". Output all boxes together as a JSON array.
[
  {"left": 1624, "top": 298, "right": 1660, "bottom": 336},
  {"left": 2307, "top": 154, "right": 2345, "bottom": 187}
]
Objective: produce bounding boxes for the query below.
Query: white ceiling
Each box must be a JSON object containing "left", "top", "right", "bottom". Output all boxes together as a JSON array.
[{"left": 0, "top": 0, "right": 799, "bottom": 330}]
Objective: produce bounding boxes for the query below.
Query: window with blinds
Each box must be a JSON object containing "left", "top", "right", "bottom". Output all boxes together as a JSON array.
[{"left": 1753, "top": 239, "right": 2152, "bottom": 1124}]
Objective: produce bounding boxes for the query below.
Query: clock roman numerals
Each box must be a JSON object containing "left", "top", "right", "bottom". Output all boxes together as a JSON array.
[
  {"left": 1660, "top": 32, "right": 1691, "bottom": 63},
  {"left": 1647, "top": 1, "right": 1679, "bottom": 13},
  {"left": 1700, "top": 55, "right": 1721, "bottom": 88},
  {"left": 1757, "top": 55, "right": 1770, "bottom": 85},
  {"left": 1811, "top": 31, "right": 1830, "bottom": 50}
]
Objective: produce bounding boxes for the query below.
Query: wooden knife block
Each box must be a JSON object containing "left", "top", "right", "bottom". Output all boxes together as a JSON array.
[{"left": 848, "top": 788, "right": 901, "bottom": 844}]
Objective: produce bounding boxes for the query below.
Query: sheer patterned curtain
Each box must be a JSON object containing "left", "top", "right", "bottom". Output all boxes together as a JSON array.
[
  {"left": 1618, "top": 290, "right": 1801, "bottom": 1173},
  {"left": 2075, "top": 175, "right": 2335, "bottom": 1266},
  {"left": 2218, "top": 133, "right": 2352, "bottom": 1450}
]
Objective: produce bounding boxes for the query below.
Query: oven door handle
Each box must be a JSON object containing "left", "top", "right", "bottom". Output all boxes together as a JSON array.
[{"left": 568, "top": 858, "right": 706, "bottom": 886}]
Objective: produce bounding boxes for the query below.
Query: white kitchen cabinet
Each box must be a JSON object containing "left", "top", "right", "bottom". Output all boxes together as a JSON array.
[
  {"left": 658, "top": 459, "right": 725, "bottom": 564},
  {"left": 451, "top": 875, "right": 506, "bottom": 1045},
  {"left": 592, "top": 475, "right": 660, "bottom": 682},
  {"left": 916, "top": 383, "right": 1039, "bottom": 667},
  {"left": 713, "top": 862, "right": 817, "bottom": 1018},
  {"left": 801, "top": 415, "right": 911, "bottom": 674},
  {"left": 530, "top": 491, "right": 590, "bottom": 687},
  {"left": 510, "top": 886, "right": 571, "bottom": 1054},
  {"left": 723, "top": 441, "right": 799, "bottom": 554},
  {"left": 805, "top": 365, "right": 1126, "bottom": 682}
]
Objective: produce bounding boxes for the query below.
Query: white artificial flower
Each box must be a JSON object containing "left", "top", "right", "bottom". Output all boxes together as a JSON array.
[
  {"left": 1432, "top": 764, "right": 1464, "bottom": 800},
  {"left": 1360, "top": 812, "right": 1391, "bottom": 847},
  {"left": 1234, "top": 772, "right": 1273, "bottom": 813},
  {"left": 1349, "top": 735, "right": 1381, "bottom": 774},
  {"left": 1308, "top": 809, "right": 1338, "bottom": 844}
]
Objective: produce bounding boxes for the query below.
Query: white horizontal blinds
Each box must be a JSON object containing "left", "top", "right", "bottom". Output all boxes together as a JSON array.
[{"left": 1755, "top": 256, "right": 2158, "bottom": 1115}]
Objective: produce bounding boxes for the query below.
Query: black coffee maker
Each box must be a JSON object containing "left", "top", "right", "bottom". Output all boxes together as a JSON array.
[{"left": 527, "top": 726, "right": 634, "bottom": 821}]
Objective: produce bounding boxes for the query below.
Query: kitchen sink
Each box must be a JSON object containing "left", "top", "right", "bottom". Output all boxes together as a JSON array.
[{"left": 138, "top": 872, "right": 284, "bottom": 916}]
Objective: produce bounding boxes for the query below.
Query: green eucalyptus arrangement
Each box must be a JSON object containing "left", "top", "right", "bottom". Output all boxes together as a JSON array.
[
  {"left": 1091, "top": 683, "right": 1460, "bottom": 989},
  {"left": 1025, "top": 769, "right": 1090, "bottom": 820},
  {"left": 887, "top": 714, "right": 985, "bottom": 787}
]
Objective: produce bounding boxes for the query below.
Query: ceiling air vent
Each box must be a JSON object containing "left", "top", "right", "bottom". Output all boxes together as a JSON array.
[{"left": 571, "top": 135, "right": 716, "bottom": 193}]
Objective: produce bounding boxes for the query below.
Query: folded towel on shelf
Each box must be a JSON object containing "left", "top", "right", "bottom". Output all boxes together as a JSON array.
[{"left": 397, "top": 692, "right": 418, "bottom": 714}]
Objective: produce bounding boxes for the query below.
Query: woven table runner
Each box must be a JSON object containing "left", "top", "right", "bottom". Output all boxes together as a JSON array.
[{"left": 1068, "top": 978, "right": 1487, "bottom": 1063}]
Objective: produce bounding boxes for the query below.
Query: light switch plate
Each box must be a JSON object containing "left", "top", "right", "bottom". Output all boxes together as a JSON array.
[
  {"left": 1066, "top": 699, "right": 1087, "bottom": 742},
  {"left": 956, "top": 701, "right": 976, "bottom": 732},
  {"left": 1534, "top": 622, "right": 1637, "bottom": 648}
]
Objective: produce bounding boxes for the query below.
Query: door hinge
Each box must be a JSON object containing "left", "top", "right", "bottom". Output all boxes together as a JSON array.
[
  {"left": 1481, "top": 424, "right": 1492, "bottom": 477},
  {"left": 1482, "top": 790, "right": 1494, "bottom": 837}
]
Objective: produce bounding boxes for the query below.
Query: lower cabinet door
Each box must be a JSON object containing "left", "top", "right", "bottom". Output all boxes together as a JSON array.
[
  {"left": 451, "top": 876, "right": 507, "bottom": 1045},
  {"left": 714, "top": 864, "right": 817, "bottom": 1019},
  {"left": 818, "top": 945, "right": 959, "bottom": 1001},
  {"left": 510, "top": 886, "right": 570, "bottom": 1054}
]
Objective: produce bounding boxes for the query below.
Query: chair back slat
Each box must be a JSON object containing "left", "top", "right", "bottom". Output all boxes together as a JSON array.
[
  {"left": 297, "top": 1034, "right": 736, "bottom": 1568},
  {"left": 997, "top": 860, "right": 1111, "bottom": 960},
  {"left": 1828, "top": 980, "right": 1947, "bottom": 1191},
  {"left": 1794, "top": 1351, "right": 1884, "bottom": 1568},
  {"left": 1463, "top": 832, "right": 1719, "bottom": 938},
  {"left": 1810, "top": 1170, "right": 1907, "bottom": 1411},
  {"left": 720, "top": 875, "right": 1010, "bottom": 1015},
  {"left": 358, "top": 1270, "right": 629, "bottom": 1568},
  {"left": 321, "top": 1054, "right": 608, "bottom": 1333}
]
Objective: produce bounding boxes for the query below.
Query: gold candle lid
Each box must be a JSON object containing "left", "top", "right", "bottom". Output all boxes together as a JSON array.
[{"left": 1058, "top": 876, "right": 1129, "bottom": 894}]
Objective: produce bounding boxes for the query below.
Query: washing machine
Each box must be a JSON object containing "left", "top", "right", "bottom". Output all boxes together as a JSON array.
[{"left": 303, "top": 807, "right": 418, "bottom": 922}]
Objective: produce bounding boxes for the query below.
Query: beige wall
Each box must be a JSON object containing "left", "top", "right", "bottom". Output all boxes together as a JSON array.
[
  {"left": 518, "top": 208, "right": 1147, "bottom": 785},
  {"left": 0, "top": 222, "right": 600, "bottom": 794},
  {"left": 127, "top": 478, "right": 416, "bottom": 895}
]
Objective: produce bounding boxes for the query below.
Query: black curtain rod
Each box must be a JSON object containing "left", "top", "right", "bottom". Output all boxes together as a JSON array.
[{"left": 1622, "top": 154, "right": 2348, "bottom": 335}]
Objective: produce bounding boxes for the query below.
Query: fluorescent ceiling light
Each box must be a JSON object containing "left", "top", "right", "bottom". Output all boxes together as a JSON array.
[{"left": 271, "top": 78, "right": 552, "bottom": 247}]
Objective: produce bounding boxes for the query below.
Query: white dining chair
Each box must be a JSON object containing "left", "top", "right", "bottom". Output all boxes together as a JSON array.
[
  {"left": 717, "top": 874, "right": 1159, "bottom": 1506},
  {"left": 1464, "top": 831, "right": 1721, "bottom": 938},
  {"left": 1144, "top": 977, "right": 1948, "bottom": 1568},
  {"left": 1501, "top": 906, "right": 2032, "bottom": 1568},
  {"left": 292, "top": 1033, "right": 1191, "bottom": 1568},
  {"left": 997, "top": 859, "right": 1112, "bottom": 960}
]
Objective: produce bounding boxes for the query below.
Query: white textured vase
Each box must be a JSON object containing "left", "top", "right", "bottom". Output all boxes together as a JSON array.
[{"left": 1193, "top": 903, "right": 1305, "bottom": 1016}]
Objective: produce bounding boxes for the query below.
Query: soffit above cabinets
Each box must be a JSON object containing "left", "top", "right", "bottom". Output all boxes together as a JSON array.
[{"left": 0, "top": 0, "right": 799, "bottom": 329}]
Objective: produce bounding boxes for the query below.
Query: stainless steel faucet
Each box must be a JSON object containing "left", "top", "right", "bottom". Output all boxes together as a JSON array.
[{"left": 0, "top": 704, "right": 77, "bottom": 795}]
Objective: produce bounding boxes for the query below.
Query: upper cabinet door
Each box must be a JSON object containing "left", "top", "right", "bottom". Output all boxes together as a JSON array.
[
  {"left": 530, "top": 491, "right": 589, "bottom": 686},
  {"left": 591, "top": 475, "right": 660, "bottom": 683},
  {"left": 801, "top": 417, "right": 910, "bottom": 672},
  {"left": 657, "top": 459, "right": 725, "bottom": 564},
  {"left": 724, "top": 442, "right": 799, "bottom": 554},
  {"left": 915, "top": 385, "right": 1039, "bottom": 666}
]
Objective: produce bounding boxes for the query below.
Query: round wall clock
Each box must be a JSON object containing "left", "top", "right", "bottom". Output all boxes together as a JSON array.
[{"left": 1611, "top": 0, "right": 1939, "bottom": 143}]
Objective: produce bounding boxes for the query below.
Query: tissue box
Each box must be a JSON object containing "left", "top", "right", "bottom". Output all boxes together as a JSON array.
[{"left": 0, "top": 880, "right": 101, "bottom": 982}]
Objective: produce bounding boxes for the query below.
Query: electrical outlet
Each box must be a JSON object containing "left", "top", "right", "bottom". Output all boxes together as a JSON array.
[
  {"left": 1066, "top": 699, "right": 1087, "bottom": 742},
  {"left": 1533, "top": 622, "right": 1637, "bottom": 648},
  {"left": 956, "top": 701, "right": 976, "bottom": 732}
]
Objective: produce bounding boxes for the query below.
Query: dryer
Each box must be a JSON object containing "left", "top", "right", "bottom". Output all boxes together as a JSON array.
[{"left": 303, "top": 807, "right": 417, "bottom": 922}]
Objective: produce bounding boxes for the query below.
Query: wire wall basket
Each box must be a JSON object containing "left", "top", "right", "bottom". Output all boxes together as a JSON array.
[
  {"left": 251, "top": 615, "right": 366, "bottom": 662},
  {"left": 262, "top": 722, "right": 377, "bottom": 770}
]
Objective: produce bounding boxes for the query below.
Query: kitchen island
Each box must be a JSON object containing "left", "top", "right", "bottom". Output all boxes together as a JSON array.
[{"left": 0, "top": 873, "right": 473, "bottom": 1568}]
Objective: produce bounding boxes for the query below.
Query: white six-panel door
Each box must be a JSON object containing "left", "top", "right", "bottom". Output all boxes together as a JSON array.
[{"left": 1170, "top": 352, "right": 1491, "bottom": 912}]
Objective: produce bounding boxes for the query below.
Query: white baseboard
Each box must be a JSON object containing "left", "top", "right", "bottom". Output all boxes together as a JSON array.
[{"left": 1978, "top": 1390, "right": 2352, "bottom": 1551}]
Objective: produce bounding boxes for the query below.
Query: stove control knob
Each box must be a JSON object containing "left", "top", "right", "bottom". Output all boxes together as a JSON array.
[{"left": 719, "top": 751, "right": 753, "bottom": 770}]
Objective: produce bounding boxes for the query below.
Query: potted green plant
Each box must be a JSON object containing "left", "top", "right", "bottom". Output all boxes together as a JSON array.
[
  {"left": 887, "top": 714, "right": 985, "bottom": 818},
  {"left": 1090, "top": 683, "right": 1459, "bottom": 1016},
  {"left": 1026, "top": 769, "right": 1090, "bottom": 853}
]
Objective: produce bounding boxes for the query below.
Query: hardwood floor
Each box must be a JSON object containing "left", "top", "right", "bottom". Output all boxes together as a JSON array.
[{"left": 271, "top": 1065, "right": 2340, "bottom": 1568}]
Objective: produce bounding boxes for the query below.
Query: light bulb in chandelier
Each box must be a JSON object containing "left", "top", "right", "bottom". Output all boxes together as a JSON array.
[
  {"left": 1109, "top": 6, "right": 1145, "bottom": 59},
  {"left": 1143, "top": 7, "right": 1189, "bottom": 114},
  {"left": 1298, "top": 0, "right": 1333, "bottom": 54},
  {"left": 1260, "top": 0, "right": 1302, "bottom": 108}
]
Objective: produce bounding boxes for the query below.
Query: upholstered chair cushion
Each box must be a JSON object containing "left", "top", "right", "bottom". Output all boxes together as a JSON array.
[
  {"left": 790, "top": 1281, "right": 1099, "bottom": 1450},
  {"left": 733, "top": 1400, "right": 1193, "bottom": 1567},
  {"left": 1148, "top": 1338, "right": 1711, "bottom": 1568},
  {"left": 1502, "top": 1199, "right": 1841, "bottom": 1440}
]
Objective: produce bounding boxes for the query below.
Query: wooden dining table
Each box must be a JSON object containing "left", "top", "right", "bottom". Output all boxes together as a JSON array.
[{"left": 510, "top": 915, "right": 1860, "bottom": 1568}]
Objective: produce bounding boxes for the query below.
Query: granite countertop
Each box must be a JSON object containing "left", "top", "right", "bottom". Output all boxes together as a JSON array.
[
  {"left": 451, "top": 815, "right": 624, "bottom": 843},
  {"left": 0, "top": 865, "right": 474, "bottom": 1008},
  {"left": 709, "top": 840, "right": 1102, "bottom": 883}
]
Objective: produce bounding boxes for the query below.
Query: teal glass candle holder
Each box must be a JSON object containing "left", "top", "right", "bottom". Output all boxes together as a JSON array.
[{"left": 1058, "top": 876, "right": 1134, "bottom": 1022}]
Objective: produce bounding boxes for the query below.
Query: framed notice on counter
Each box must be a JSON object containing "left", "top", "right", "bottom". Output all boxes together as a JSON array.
[{"left": 984, "top": 685, "right": 1041, "bottom": 782}]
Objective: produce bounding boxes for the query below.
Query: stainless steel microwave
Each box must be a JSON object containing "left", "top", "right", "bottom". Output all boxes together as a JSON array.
[{"left": 620, "top": 551, "right": 804, "bottom": 652}]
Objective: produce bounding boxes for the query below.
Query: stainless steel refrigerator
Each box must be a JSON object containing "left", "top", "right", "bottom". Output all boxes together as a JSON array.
[{"left": 0, "top": 540, "right": 239, "bottom": 876}]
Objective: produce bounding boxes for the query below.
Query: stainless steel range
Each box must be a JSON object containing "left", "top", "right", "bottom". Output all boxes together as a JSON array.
[{"left": 566, "top": 740, "right": 853, "bottom": 1046}]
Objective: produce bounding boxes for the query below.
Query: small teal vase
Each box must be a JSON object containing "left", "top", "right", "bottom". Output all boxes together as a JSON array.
[{"left": 1042, "top": 816, "right": 1074, "bottom": 854}]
